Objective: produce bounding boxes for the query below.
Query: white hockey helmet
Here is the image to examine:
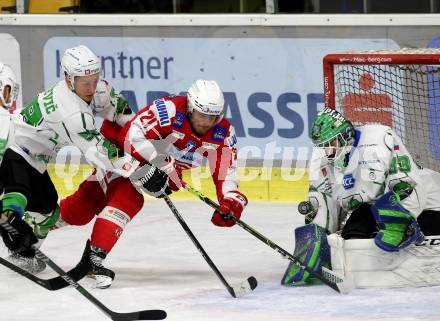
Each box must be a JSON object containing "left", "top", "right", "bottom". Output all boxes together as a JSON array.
[
  {"left": 187, "top": 80, "right": 225, "bottom": 117},
  {"left": 0, "top": 62, "right": 19, "bottom": 109},
  {"left": 61, "top": 45, "right": 101, "bottom": 90}
]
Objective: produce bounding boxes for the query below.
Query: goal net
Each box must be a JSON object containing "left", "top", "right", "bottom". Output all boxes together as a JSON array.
[{"left": 323, "top": 48, "right": 440, "bottom": 172}]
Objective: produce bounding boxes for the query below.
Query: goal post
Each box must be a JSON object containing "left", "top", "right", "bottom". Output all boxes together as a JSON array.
[{"left": 323, "top": 48, "right": 440, "bottom": 172}]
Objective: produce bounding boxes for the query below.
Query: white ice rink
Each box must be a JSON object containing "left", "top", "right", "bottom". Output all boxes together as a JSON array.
[{"left": 1, "top": 200, "right": 440, "bottom": 321}]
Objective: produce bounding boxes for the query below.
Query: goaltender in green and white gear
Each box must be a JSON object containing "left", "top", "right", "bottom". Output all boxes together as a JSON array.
[
  {"left": 0, "top": 45, "right": 138, "bottom": 281},
  {"left": 282, "top": 107, "right": 440, "bottom": 288}
]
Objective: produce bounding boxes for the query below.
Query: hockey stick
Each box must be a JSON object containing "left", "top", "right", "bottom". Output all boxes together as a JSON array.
[
  {"left": 181, "top": 182, "right": 354, "bottom": 294},
  {"left": 163, "top": 194, "right": 257, "bottom": 298},
  {"left": 0, "top": 218, "right": 167, "bottom": 321},
  {"left": 0, "top": 241, "right": 90, "bottom": 291}
]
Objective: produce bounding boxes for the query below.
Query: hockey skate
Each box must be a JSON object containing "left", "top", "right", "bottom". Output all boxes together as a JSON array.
[
  {"left": 88, "top": 244, "right": 115, "bottom": 289},
  {"left": 7, "top": 249, "right": 46, "bottom": 274},
  {"left": 6, "top": 207, "right": 65, "bottom": 274}
]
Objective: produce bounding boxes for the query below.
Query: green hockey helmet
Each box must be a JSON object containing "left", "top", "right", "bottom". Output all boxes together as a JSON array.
[{"left": 311, "top": 108, "right": 356, "bottom": 164}]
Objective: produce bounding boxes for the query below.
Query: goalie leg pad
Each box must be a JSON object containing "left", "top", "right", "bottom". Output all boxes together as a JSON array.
[{"left": 281, "top": 223, "right": 330, "bottom": 286}]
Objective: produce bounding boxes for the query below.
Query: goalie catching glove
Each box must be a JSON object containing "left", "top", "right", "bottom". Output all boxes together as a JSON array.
[
  {"left": 211, "top": 191, "right": 248, "bottom": 227},
  {"left": 371, "top": 191, "right": 425, "bottom": 252}
]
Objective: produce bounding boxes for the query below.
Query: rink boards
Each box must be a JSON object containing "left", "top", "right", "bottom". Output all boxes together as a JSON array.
[{"left": 47, "top": 164, "right": 309, "bottom": 202}]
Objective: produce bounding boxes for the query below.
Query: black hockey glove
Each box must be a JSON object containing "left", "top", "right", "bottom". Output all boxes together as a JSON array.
[
  {"left": 0, "top": 209, "right": 38, "bottom": 256},
  {"left": 130, "top": 163, "right": 172, "bottom": 198}
]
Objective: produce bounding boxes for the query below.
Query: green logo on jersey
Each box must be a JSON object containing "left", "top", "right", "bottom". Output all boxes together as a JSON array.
[
  {"left": 390, "top": 155, "right": 411, "bottom": 174},
  {"left": 21, "top": 98, "right": 43, "bottom": 126},
  {"left": 103, "top": 140, "right": 118, "bottom": 160},
  {"left": 78, "top": 129, "right": 100, "bottom": 141}
]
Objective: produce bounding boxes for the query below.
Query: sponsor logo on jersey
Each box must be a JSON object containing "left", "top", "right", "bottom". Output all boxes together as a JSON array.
[
  {"left": 173, "top": 111, "right": 185, "bottom": 128},
  {"left": 358, "top": 143, "right": 378, "bottom": 148},
  {"left": 171, "top": 130, "right": 185, "bottom": 140},
  {"left": 226, "top": 134, "right": 237, "bottom": 147},
  {"left": 358, "top": 159, "right": 380, "bottom": 165},
  {"left": 181, "top": 153, "right": 194, "bottom": 162},
  {"left": 342, "top": 173, "right": 355, "bottom": 189},
  {"left": 393, "top": 144, "right": 400, "bottom": 151},
  {"left": 185, "top": 140, "right": 197, "bottom": 152},
  {"left": 154, "top": 99, "right": 170, "bottom": 127},
  {"left": 202, "top": 142, "right": 219, "bottom": 150},
  {"left": 212, "top": 125, "right": 227, "bottom": 142}
]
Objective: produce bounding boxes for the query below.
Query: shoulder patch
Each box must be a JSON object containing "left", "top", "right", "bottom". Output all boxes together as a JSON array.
[
  {"left": 173, "top": 111, "right": 185, "bottom": 128},
  {"left": 212, "top": 125, "right": 227, "bottom": 142}
]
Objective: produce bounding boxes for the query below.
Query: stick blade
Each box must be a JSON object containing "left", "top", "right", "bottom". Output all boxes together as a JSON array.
[
  {"left": 138, "top": 309, "right": 167, "bottom": 320},
  {"left": 231, "top": 276, "right": 258, "bottom": 298},
  {"left": 111, "top": 309, "right": 167, "bottom": 321}
]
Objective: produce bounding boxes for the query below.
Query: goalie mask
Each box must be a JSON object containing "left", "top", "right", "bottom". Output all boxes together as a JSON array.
[{"left": 311, "top": 108, "right": 356, "bottom": 167}]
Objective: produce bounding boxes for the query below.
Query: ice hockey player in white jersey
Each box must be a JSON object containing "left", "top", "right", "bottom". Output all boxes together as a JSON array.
[
  {"left": 0, "top": 62, "right": 20, "bottom": 163},
  {"left": 0, "top": 45, "right": 139, "bottom": 273},
  {"left": 282, "top": 107, "right": 440, "bottom": 286}
]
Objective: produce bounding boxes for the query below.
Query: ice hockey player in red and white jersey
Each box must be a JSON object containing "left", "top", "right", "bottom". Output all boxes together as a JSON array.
[
  {"left": 27, "top": 80, "right": 247, "bottom": 289},
  {"left": 117, "top": 79, "right": 247, "bottom": 220}
]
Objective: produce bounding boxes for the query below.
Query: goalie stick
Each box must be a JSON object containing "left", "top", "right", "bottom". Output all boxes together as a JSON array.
[
  {"left": 0, "top": 218, "right": 167, "bottom": 321},
  {"left": 181, "top": 182, "right": 354, "bottom": 294},
  {"left": 163, "top": 194, "right": 257, "bottom": 298},
  {"left": 0, "top": 241, "right": 90, "bottom": 291}
]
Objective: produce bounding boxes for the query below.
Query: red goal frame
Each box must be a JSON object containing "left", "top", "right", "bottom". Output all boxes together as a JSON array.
[{"left": 323, "top": 52, "right": 440, "bottom": 109}]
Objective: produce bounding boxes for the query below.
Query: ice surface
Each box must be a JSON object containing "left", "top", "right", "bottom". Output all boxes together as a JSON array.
[{"left": 1, "top": 200, "right": 439, "bottom": 321}]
